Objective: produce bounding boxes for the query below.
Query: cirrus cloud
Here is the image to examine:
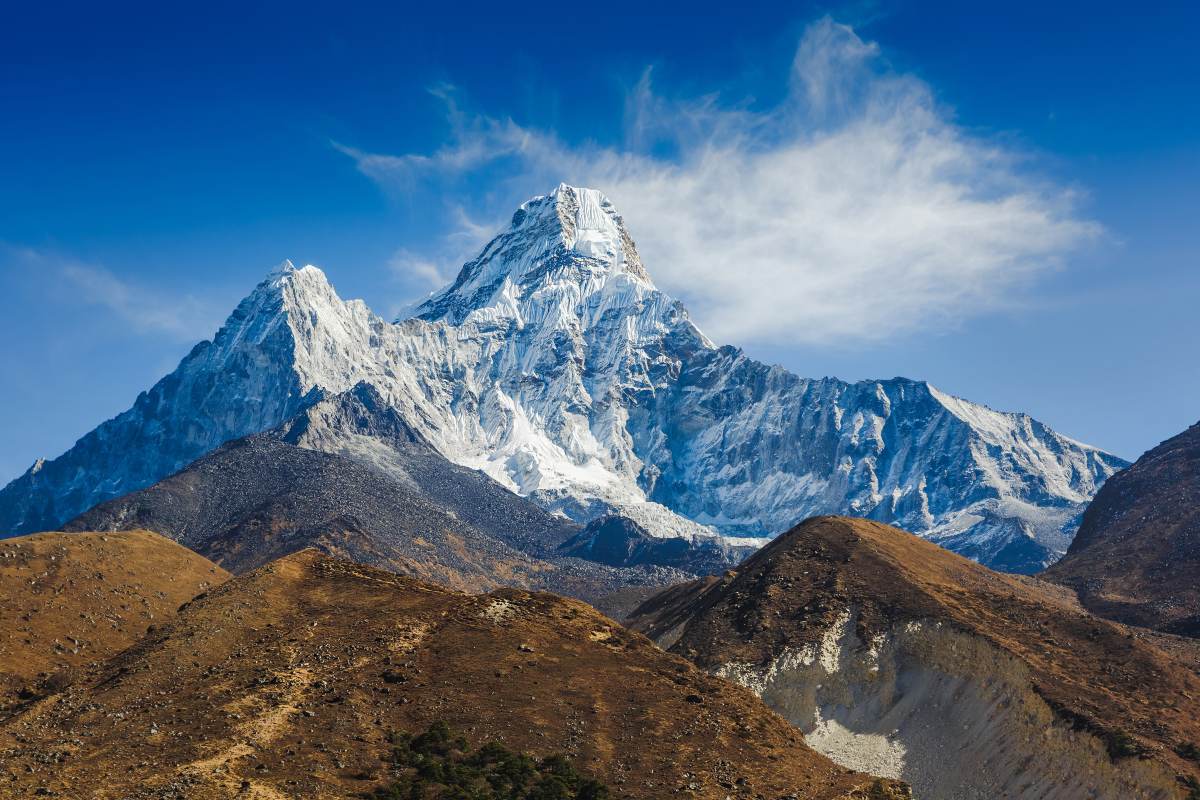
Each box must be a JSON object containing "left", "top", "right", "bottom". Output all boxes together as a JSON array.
[
  {"left": 2, "top": 244, "right": 223, "bottom": 342},
  {"left": 336, "top": 17, "right": 1101, "bottom": 346}
]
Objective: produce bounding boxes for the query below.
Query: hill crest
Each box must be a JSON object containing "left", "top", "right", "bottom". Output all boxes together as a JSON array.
[{"left": 630, "top": 516, "right": 1200, "bottom": 799}]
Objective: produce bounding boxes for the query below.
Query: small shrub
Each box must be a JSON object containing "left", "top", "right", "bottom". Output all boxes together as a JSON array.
[
  {"left": 1105, "top": 728, "right": 1143, "bottom": 760},
  {"left": 866, "top": 778, "right": 914, "bottom": 799},
  {"left": 1177, "top": 742, "right": 1200, "bottom": 762},
  {"left": 370, "top": 721, "right": 609, "bottom": 800}
]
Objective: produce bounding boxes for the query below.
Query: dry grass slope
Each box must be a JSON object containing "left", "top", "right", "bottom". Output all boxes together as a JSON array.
[
  {"left": 0, "top": 548, "right": 905, "bottom": 800},
  {"left": 1045, "top": 421, "right": 1200, "bottom": 636},
  {"left": 0, "top": 529, "right": 229, "bottom": 708}
]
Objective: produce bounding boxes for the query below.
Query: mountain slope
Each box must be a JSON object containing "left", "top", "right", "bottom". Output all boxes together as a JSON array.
[
  {"left": 1045, "top": 421, "right": 1200, "bottom": 635},
  {"left": 0, "top": 263, "right": 318, "bottom": 536},
  {"left": 629, "top": 516, "right": 1200, "bottom": 799},
  {"left": 0, "top": 548, "right": 903, "bottom": 799},
  {"left": 67, "top": 384, "right": 694, "bottom": 605},
  {"left": 0, "top": 185, "right": 1126, "bottom": 572},
  {"left": 0, "top": 530, "right": 228, "bottom": 708},
  {"left": 557, "top": 514, "right": 755, "bottom": 574}
]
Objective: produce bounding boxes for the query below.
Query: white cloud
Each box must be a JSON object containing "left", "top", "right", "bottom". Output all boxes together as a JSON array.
[
  {"left": 61, "top": 263, "right": 221, "bottom": 340},
  {"left": 384, "top": 203, "right": 499, "bottom": 301},
  {"left": 2, "top": 246, "right": 222, "bottom": 341},
  {"left": 388, "top": 248, "right": 449, "bottom": 289},
  {"left": 338, "top": 17, "right": 1101, "bottom": 346}
]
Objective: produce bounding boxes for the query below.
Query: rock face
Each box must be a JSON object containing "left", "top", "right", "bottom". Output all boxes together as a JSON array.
[
  {"left": 67, "top": 383, "right": 693, "bottom": 605},
  {"left": 1045, "top": 421, "right": 1200, "bottom": 635},
  {"left": 0, "top": 185, "right": 1126, "bottom": 572},
  {"left": 0, "top": 530, "right": 228, "bottom": 707},
  {"left": 0, "top": 548, "right": 904, "bottom": 800},
  {"left": 628, "top": 516, "right": 1200, "bottom": 799}
]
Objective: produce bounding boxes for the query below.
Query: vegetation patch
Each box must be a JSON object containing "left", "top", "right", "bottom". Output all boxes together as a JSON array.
[
  {"left": 369, "top": 721, "right": 609, "bottom": 799},
  {"left": 1176, "top": 742, "right": 1200, "bottom": 762},
  {"left": 1104, "top": 728, "right": 1146, "bottom": 760},
  {"left": 863, "top": 778, "right": 914, "bottom": 799}
]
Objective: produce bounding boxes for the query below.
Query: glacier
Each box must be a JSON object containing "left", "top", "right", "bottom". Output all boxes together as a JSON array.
[{"left": 0, "top": 184, "right": 1127, "bottom": 572}]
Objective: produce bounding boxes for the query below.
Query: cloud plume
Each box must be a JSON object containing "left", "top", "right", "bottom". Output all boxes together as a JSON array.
[
  {"left": 1, "top": 246, "right": 223, "bottom": 342},
  {"left": 338, "top": 17, "right": 1100, "bottom": 346},
  {"left": 60, "top": 265, "right": 219, "bottom": 340}
]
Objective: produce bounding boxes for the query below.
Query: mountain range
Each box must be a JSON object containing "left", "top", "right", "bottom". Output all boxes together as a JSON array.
[{"left": 0, "top": 184, "right": 1127, "bottom": 572}]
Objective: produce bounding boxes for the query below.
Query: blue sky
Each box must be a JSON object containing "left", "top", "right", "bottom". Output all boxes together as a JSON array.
[{"left": 1, "top": 0, "right": 1197, "bottom": 483}]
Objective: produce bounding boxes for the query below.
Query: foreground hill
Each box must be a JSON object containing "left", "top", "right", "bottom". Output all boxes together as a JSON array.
[
  {"left": 67, "top": 383, "right": 703, "bottom": 606},
  {"left": 0, "top": 186, "right": 1125, "bottom": 573},
  {"left": 0, "top": 549, "right": 903, "bottom": 799},
  {"left": 0, "top": 530, "right": 228, "bottom": 707},
  {"left": 1045, "top": 421, "right": 1200, "bottom": 636},
  {"left": 629, "top": 516, "right": 1200, "bottom": 799}
]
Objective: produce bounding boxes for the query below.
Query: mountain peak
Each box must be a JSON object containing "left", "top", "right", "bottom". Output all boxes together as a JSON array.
[
  {"left": 409, "top": 184, "right": 655, "bottom": 325},
  {"left": 522, "top": 183, "right": 651, "bottom": 283},
  {"left": 269, "top": 258, "right": 297, "bottom": 277},
  {"left": 261, "top": 261, "right": 331, "bottom": 289}
]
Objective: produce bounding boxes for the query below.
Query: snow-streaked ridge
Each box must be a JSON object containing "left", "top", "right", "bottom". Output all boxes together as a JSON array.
[{"left": 0, "top": 185, "right": 1127, "bottom": 571}]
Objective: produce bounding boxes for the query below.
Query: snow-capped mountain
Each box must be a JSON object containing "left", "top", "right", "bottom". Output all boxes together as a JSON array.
[{"left": 0, "top": 185, "right": 1127, "bottom": 571}]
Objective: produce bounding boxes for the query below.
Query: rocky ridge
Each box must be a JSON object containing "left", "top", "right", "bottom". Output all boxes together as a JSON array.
[
  {"left": 629, "top": 516, "right": 1200, "bottom": 799},
  {"left": 67, "top": 383, "right": 697, "bottom": 608}
]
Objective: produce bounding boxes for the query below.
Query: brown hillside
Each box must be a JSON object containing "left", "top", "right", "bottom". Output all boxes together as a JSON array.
[
  {"left": 0, "top": 530, "right": 228, "bottom": 708},
  {"left": 629, "top": 516, "right": 1200, "bottom": 797},
  {"left": 0, "top": 548, "right": 903, "bottom": 800},
  {"left": 1045, "top": 421, "right": 1200, "bottom": 635}
]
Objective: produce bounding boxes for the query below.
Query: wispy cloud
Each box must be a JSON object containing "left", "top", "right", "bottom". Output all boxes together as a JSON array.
[
  {"left": 3, "top": 246, "right": 222, "bottom": 341},
  {"left": 387, "top": 249, "right": 450, "bottom": 289},
  {"left": 337, "top": 17, "right": 1101, "bottom": 346},
  {"left": 383, "top": 202, "right": 500, "bottom": 314}
]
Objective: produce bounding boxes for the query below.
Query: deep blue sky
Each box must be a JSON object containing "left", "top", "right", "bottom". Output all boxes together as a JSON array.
[{"left": 1, "top": 0, "right": 1197, "bottom": 483}]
